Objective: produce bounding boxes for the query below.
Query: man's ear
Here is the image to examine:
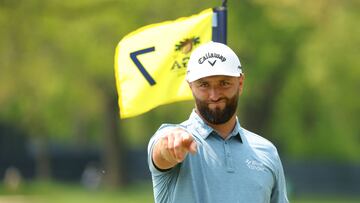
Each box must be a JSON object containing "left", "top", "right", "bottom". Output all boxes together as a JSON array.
[{"left": 238, "top": 74, "right": 245, "bottom": 94}]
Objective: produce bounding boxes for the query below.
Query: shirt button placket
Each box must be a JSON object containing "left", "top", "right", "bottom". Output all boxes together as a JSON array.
[{"left": 224, "top": 141, "right": 234, "bottom": 173}]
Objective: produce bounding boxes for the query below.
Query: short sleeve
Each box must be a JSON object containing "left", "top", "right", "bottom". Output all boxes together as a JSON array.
[
  {"left": 147, "top": 124, "right": 184, "bottom": 203},
  {"left": 270, "top": 150, "right": 289, "bottom": 203}
]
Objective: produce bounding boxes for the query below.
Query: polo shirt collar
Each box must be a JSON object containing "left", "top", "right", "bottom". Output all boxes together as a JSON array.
[{"left": 189, "top": 109, "right": 243, "bottom": 143}]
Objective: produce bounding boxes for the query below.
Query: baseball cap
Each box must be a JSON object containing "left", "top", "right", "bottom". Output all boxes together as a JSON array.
[{"left": 186, "top": 41, "right": 242, "bottom": 82}]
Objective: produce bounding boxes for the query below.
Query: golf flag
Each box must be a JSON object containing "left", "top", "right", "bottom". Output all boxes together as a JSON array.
[{"left": 115, "top": 8, "right": 214, "bottom": 119}]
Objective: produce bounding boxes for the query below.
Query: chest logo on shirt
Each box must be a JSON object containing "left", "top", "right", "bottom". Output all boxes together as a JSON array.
[{"left": 245, "top": 159, "right": 265, "bottom": 171}]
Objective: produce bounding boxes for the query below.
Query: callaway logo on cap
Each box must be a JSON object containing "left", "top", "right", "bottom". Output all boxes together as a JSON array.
[{"left": 186, "top": 41, "right": 242, "bottom": 82}]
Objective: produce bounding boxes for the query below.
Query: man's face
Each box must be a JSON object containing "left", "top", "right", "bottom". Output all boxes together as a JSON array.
[{"left": 189, "top": 75, "right": 244, "bottom": 125}]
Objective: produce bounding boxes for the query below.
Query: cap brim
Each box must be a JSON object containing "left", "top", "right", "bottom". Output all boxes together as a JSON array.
[{"left": 186, "top": 68, "right": 242, "bottom": 82}]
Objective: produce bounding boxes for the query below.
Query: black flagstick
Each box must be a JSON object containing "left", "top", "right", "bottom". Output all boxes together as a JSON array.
[{"left": 212, "top": 0, "right": 228, "bottom": 44}]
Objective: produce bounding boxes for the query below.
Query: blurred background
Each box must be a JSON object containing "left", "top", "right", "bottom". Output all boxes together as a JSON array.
[{"left": 0, "top": 0, "right": 359, "bottom": 202}]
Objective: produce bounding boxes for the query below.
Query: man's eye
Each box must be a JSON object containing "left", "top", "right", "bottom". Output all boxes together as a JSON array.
[
  {"left": 221, "top": 81, "right": 230, "bottom": 86},
  {"left": 199, "top": 83, "right": 208, "bottom": 87}
]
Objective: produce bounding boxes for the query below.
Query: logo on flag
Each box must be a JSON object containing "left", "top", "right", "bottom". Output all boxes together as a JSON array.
[
  {"left": 171, "top": 37, "right": 201, "bottom": 76},
  {"left": 175, "top": 37, "right": 200, "bottom": 54}
]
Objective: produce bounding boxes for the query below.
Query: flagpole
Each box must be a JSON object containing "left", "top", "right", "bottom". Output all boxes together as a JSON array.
[{"left": 212, "top": 0, "right": 227, "bottom": 44}]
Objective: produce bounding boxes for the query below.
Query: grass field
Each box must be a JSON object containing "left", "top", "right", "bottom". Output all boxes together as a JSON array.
[{"left": 0, "top": 181, "right": 359, "bottom": 203}]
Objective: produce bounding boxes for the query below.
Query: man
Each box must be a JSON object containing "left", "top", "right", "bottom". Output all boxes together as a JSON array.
[{"left": 148, "top": 41, "right": 289, "bottom": 203}]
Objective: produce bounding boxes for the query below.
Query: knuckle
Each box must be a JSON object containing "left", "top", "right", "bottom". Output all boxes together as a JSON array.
[
  {"left": 167, "top": 144, "right": 174, "bottom": 150},
  {"left": 161, "top": 136, "right": 169, "bottom": 142},
  {"left": 174, "top": 145, "right": 181, "bottom": 151}
]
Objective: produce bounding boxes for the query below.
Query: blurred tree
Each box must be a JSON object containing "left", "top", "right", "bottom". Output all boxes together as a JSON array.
[
  {"left": 229, "top": 0, "right": 360, "bottom": 161},
  {"left": 0, "top": 0, "right": 219, "bottom": 186},
  {"left": 269, "top": 0, "right": 360, "bottom": 161},
  {"left": 0, "top": 0, "right": 359, "bottom": 189},
  {"left": 0, "top": 0, "right": 124, "bottom": 184}
]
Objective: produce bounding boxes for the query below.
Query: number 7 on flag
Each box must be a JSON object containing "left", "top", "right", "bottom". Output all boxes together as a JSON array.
[{"left": 130, "top": 47, "right": 156, "bottom": 86}]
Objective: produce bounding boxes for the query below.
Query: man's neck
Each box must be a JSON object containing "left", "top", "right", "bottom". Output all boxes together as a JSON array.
[
  {"left": 208, "top": 116, "right": 237, "bottom": 139},
  {"left": 195, "top": 110, "right": 237, "bottom": 139}
]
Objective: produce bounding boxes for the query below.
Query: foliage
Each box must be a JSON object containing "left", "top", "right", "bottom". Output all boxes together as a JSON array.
[{"left": 0, "top": 0, "right": 359, "bottom": 161}]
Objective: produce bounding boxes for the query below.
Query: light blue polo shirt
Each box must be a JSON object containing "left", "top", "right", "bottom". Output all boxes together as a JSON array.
[{"left": 148, "top": 110, "right": 289, "bottom": 203}]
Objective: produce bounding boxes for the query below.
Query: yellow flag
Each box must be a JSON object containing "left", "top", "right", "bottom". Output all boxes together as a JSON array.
[{"left": 115, "top": 9, "right": 213, "bottom": 119}]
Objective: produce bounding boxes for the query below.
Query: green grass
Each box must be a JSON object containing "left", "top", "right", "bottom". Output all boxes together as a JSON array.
[
  {"left": 0, "top": 181, "right": 359, "bottom": 203},
  {"left": 291, "top": 197, "right": 360, "bottom": 203},
  {"left": 0, "top": 181, "right": 153, "bottom": 203}
]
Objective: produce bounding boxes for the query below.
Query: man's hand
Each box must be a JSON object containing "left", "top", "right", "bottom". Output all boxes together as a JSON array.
[{"left": 152, "top": 128, "right": 197, "bottom": 170}]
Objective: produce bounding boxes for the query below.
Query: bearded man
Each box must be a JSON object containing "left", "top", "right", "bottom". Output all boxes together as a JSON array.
[{"left": 148, "top": 42, "right": 289, "bottom": 203}]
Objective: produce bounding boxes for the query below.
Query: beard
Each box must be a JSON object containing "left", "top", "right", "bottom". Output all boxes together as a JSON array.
[{"left": 194, "top": 92, "right": 239, "bottom": 125}]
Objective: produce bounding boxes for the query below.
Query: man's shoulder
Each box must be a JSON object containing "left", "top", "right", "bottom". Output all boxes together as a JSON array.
[
  {"left": 155, "top": 114, "right": 193, "bottom": 129},
  {"left": 241, "top": 127, "right": 278, "bottom": 155},
  {"left": 179, "top": 117, "right": 193, "bottom": 128},
  {"left": 156, "top": 118, "right": 191, "bottom": 132},
  {"left": 150, "top": 119, "right": 192, "bottom": 140}
]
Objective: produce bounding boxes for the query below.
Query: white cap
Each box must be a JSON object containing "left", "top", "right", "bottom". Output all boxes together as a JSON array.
[{"left": 186, "top": 41, "right": 242, "bottom": 82}]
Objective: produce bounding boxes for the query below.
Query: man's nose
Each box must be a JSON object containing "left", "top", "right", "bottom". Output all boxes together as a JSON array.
[{"left": 208, "top": 87, "right": 221, "bottom": 101}]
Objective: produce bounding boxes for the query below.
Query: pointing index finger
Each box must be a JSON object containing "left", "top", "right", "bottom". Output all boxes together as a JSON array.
[{"left": 181, "top": 132, "right": 197, "bottom": 154}]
